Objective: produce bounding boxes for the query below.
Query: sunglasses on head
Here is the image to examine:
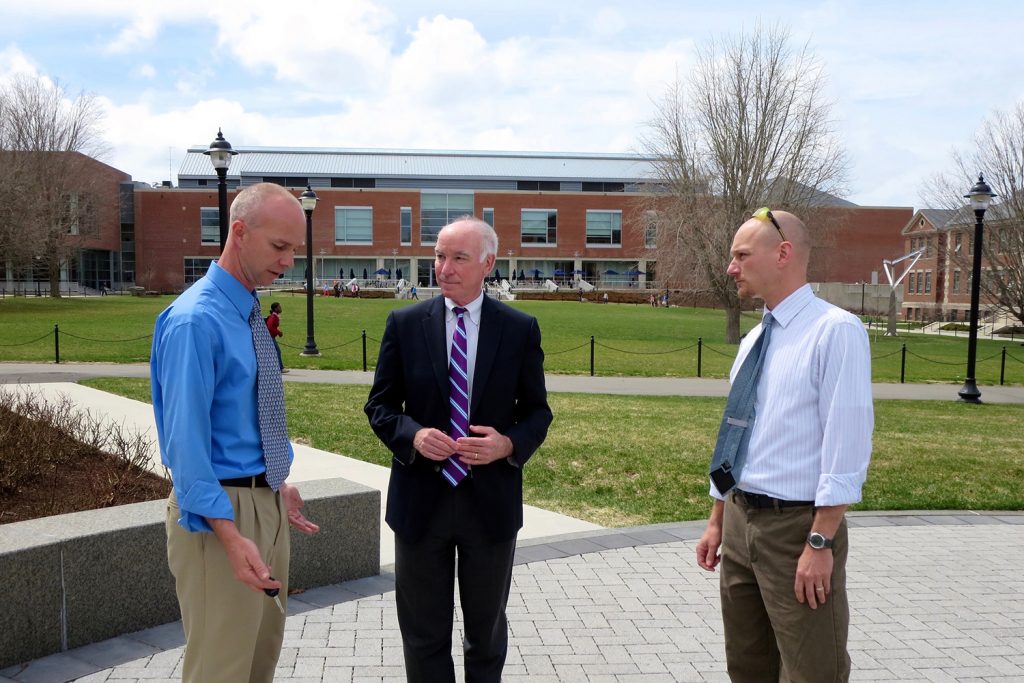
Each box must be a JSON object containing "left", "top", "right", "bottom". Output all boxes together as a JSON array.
[{"left": 752, "top": 207, "right": 787, "bottom": 241}]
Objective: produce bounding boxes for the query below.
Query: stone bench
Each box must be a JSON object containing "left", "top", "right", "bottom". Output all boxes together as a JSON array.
[{"left": 0, "top": 477, "right": 379, "bottom": 670}]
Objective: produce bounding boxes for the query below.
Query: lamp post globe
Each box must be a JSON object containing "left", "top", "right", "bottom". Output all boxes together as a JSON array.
[
  {"left": 957, "top": 173, "right": 996, "bottom": 404},
  {"left": 202, "top": 129, "right": 238, "bottom": 253},
  {"left": 299, "top": 185, "right": 321, "bottom": 357}
]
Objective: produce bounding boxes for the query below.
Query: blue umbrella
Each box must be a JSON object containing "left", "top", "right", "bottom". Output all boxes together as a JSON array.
[
  {"left": 624, "top": 268, "right": 642, "bottom": 276},
  {"left": 374, "top": 268, "right": 389, "bottom": 275},
  {"left": 553, "top": 269, "right": 567, "bottom": 277},
  {"left": 530, "top": 268, "right": 543, "bottom": 277},
  {"left": 603, "top": 269, "right": 619, "bottom": 276}
]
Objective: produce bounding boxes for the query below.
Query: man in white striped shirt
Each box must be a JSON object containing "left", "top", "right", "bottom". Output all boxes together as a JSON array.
[{"left": 696, "top": 209, "right": 873, "bottom": 682}]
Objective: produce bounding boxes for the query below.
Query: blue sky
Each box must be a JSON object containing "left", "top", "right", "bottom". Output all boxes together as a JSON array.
[{"left": 2, "top": 0, "right": 1022, "bottom": 208}]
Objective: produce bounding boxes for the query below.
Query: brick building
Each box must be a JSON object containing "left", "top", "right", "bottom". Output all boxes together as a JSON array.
[
  {"left": 0, "top": 152, "right": 132, "bottom": 291},
  {"left": 5, "top": 146, "right": 914, "bottom": 302},
  {"left": 136, "top": 146, "right": 912, "bottom": 295},
  {"left": 900, "top": 207, "right": 1020, "bottom": 325}
]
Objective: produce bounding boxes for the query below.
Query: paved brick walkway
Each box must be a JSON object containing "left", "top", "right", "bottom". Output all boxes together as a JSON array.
[{"left": 5, "top": 513, "right": 1022, "bottom": 683}]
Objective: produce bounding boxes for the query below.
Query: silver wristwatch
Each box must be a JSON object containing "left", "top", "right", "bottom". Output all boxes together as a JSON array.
[{"left": 806, "top": 532, "right": 833, "bottom": 550}]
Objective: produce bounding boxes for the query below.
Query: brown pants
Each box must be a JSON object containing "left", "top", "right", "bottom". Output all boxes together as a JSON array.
[
  {"left": 720, "top": 493, "right": 850, "bottom": 683},
  {"left": 166, "top": 487, "right": 290, "bottom": 683}
]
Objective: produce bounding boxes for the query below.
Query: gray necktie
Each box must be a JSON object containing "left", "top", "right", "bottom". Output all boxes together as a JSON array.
[
  {"left": 708, "top": 313, "right": 774, "bottom": 494},
  {"left": 249, "top": 297, "right": 290, "bottom": 490}
]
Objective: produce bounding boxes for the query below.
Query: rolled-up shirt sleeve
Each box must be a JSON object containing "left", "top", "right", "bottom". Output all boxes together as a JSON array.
[
  {"left": 815, "top": 320, "right": 874, "bottom": 506},
  {"left": 153, "top": 318, "right": 234, "bottom": 532}
]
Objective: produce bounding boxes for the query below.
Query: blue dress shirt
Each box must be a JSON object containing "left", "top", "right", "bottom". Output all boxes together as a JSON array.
[{"left": 151, "top": 262, "right": 294, "bottom": 532}]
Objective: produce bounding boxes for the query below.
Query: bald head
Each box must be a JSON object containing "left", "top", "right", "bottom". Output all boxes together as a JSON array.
[
  {"left": 728, "top": 209, "right": 810, "bottom": 309},
  {"left": 218, "top": 182, "right": 305, "bottom": 290},
  {"left": 230, "top": 182, "right": 302, "bottom": 228}
]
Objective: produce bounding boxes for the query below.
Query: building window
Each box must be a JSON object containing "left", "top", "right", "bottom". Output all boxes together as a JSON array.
[
  {"left": 335, "top": 207, "right": 373, "bottom": 244},
  {"left": 586, "top": 210, "right": 622, "bottom": 246},
  {"left": 421, "top": 192, "right": 474, "bottom": 244},
  {"left": 200, "top": 208, "right": 220, "bottom": 245},
  {"left": 908, "top": 272, "right": 915, "bottom": 295},
  {"left": 483, "top": 208, "right": 494, "bottom": 227},
  {"left": 924, "top": 271, "right": 932, "bottom": 294},
  {"left": 184, "top": 257, "right": 215, "bottom": 286},
  {"left": 521, "top": 209, "right": 557, "bottom": 246},
  {"left": 955, "top": 232, "right": 963, "bottom": 255},
  {"left": 517, "top": 181, "right": 560, "bottom": 191},
  {"left": 916, "top": 271, "right": 923, "bottom": 294},
  {"left": 400, "top": 207, "right": 412, "bottom": 244},
  {"left": 644, "top": 211, "right": 657, "bottom": 249},
  {"left": 582, "top": 182, "right": 625, "bottom": 192},
  {"left": 332, "top": 177, "right": 376, "bottom": 188},
  {"left": 262, "top": 176, "right": 309, "bottom": 187},
  {"left": 953, "top": 270, "right": 961, "bottom": 294}
]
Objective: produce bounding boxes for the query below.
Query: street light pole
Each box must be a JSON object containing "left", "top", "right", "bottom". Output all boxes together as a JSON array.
[
  {"left": 958, "top": 174, "right": 996, "bottom": 404},
  {"left": 203, "top": 129, "right": 238, "bottom": 253},
  {"left": 299, "top": 185, "right": 321, "bottom": 357}
]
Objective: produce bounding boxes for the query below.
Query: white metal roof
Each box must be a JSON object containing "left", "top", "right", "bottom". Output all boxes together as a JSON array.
[{"left": 178, "top": 146, "right": 658, "bottom": 182}]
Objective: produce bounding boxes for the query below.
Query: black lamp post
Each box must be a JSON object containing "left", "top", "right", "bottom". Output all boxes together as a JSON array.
[
  {"left": 203, "top": 129, "right": 238, "bottom": 253},
  {"left": 958, "top": 173, "right": 996, "bottom": 404},
  {"left": 299, "top": 185, "right": 321, "bottom": 357}
]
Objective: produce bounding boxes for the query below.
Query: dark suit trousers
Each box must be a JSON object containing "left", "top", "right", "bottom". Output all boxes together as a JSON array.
[{"left": 394, "top": 480, "right": 517, "bottom": 683}]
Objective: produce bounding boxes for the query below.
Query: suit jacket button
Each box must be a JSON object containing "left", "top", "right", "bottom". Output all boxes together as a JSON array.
[{"left": 433, "top": 465, "right": 440, "bottom": 472}]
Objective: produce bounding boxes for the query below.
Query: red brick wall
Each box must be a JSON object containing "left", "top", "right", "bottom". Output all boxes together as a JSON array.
[
  {"left": 814, "top": 206, "right": 914, "bottom": 284},
  {"left": 72, "top": 154, "right": 130, "bottom": 252},
  {"left": 132, "top": 186, "right": 913, "bottom": 292},
  {"left": 134, "top": 188, "right": 656, "bottom": 291}
]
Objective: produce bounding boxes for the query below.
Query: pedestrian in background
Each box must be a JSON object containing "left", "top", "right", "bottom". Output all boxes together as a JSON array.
[{"left": 265, "top": 301, "right": 287, "bottom": 373}]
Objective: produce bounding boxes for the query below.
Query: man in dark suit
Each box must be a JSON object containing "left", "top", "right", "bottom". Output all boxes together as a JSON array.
[{"left": 365, "top": 216, "right": 552, "bottom": 683}]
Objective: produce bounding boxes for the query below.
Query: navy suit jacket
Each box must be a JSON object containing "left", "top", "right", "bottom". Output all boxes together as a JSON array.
[{"left": 365, "top": 295, "right": 552, "bottom": 543}]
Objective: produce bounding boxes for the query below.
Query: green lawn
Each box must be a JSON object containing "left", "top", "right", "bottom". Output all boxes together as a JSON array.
[
  {"left": 82, "top": 377, "right": 1024, "bottom": 527},
  {"left": 3, "top": 294, "right": 1021, "bottom": 384}
]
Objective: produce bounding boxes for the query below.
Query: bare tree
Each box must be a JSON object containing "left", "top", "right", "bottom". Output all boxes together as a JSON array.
[
  {"left": 640, "top": 24, "right": 848, "bottom": 342},
  {"left": 0, "top": 75, "right": 108, "bottom": 297},
  {"left": 924, "top": 103, "right": 1024, "bottom": 326}
]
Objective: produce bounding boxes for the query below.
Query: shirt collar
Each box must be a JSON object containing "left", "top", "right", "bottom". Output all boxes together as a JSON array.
[
  {"left": 207, "top": 260, "right": 258, "bottom": 320},
  {"left": 445, "top": 292, "right": 484, "bottom": 325},
  {"left": 764, "top": 283, "right": 814, "bottom": 329}
]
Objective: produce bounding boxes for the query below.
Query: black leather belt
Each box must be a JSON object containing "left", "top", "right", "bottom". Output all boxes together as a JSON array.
[
  {"left": 219, "top": 473, "right": 270, "bottom": 488},
  {"left": 733, "top": 489, "right": 813, "bottom": 509}
]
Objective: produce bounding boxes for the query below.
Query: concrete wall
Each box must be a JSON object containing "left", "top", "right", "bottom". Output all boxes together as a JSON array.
[{"left": 0, "top": 477, "right": 379, "bottom": 670}]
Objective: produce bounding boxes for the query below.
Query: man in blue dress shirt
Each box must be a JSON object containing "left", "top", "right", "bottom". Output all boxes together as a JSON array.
[{"left": 152, "top": 182, "right": 320, "bottom": 682}]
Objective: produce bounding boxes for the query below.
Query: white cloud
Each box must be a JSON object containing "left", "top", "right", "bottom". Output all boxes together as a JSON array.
[
  {"left": 208, "top": 1, "right": 395, "bottom": 94},
  {"left": 104, "top": 14, "right": 159, "bottom": 54},
  {"left": 135, "top": 64, "right": 156, "bottom": 79},
  {"left": 0, "top": 44, "right": 41, "bottom": 81}
]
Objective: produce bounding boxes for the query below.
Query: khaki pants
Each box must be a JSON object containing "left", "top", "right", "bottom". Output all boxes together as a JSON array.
[
  {"left": 166, "top": 487, "right": 289, "bottom": 683},
  {"left": 720, "top": 493, "right": 850, "bottom": 683}
]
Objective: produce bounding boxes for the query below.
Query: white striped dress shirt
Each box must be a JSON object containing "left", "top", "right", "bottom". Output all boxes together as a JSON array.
[{"left": 711, "top": 284, "right": 874, "bottom": 506}]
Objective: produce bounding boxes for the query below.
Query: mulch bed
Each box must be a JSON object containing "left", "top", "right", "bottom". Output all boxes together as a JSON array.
[{"left": 0, "top": 407, "right": 170, "bottom": 525}]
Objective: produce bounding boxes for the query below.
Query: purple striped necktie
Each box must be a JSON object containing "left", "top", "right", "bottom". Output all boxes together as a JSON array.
[{"left": 443, "top": 306, "right": 470, "bottom": 486}]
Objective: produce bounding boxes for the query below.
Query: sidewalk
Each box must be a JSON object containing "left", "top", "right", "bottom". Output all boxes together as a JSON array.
[
  {"left": 3, "top": 513, "right": 1022, "bottom": 682},
  {"left": 2, "top": 361, "right": 1023, "bottom": 403},
  {"left": 2, "top": 364, "right": 1023, "bottom": 681}
]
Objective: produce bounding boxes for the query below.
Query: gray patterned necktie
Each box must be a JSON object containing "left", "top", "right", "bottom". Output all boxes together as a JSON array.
[
  {"left": 249, "top": 297, "right": 290, "bottom": 490},
  {"left": 708, "top": 313, "right": 774, "bottom": 494}
]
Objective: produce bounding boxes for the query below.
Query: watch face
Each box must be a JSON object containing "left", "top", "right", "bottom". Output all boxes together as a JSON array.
[{"left": 808, "top": 532, "right": 827, "bottom": 549}]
